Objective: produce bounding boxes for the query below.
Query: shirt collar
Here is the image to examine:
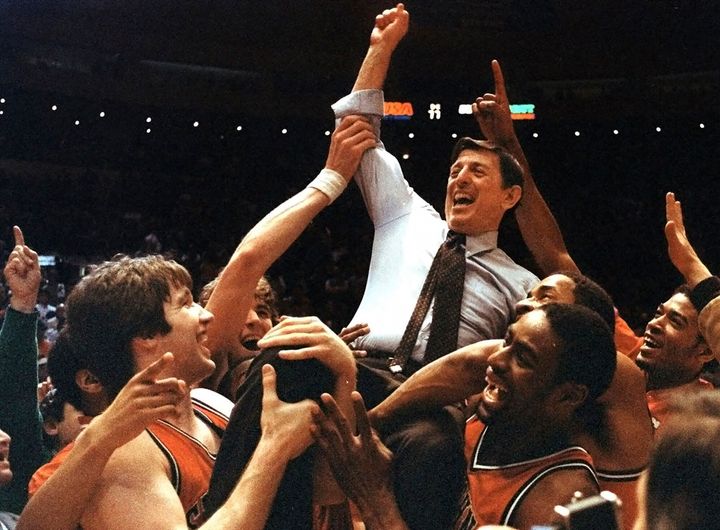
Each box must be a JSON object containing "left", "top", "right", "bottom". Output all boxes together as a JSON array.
[{"left": 465, "top": 231, "right": 498, "bottom": 255}]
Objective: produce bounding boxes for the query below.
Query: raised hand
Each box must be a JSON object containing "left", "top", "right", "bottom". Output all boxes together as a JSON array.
[
  {"left": 3, "top": 226, "right": 41, "bottom": 313},
  {"left": 259, "top": 364, "right": 318, "bottom": 460},
  {"left": 325, "top": 115, "right": 377, "bottom": 180},
  {"left": 257, "top": 316, "right": 356, "bottom": 379},
  {"left": 473, "top": 60, "right": 517, "bottom": 146},
  {"left": 87, "top": 352, "right": 187, "bottom": 451},
  {"left": 312, "top": 392, "right": 397, "bottom": 519},
  {"left": 664, "top": 192, "right": 711, "bottom": 288},
  {"left": 369, "top": 3, "right": 410, "bottom": 52}
]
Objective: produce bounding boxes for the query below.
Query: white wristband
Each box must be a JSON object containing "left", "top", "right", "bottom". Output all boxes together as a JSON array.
[{"left": 307, "top": 168, "right": 348, "bottom": 204}]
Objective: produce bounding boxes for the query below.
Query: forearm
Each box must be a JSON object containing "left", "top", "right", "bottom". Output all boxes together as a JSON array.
[
  {"left": 205, "top": 187, "right": 330, "bottom": 361},
  {"left": 314, "top": 369, "right": 358, "bottom": 505},
  {"left": 369, "top": 345, "right": 490, "bottom": 430},
  {"left": 17, "top": 427, "right": 116, "bottom": 530},
  {"left": 357, "top": 487, "right": 410, "bottom": 530},
  {"left": 202, "top": 439, "right": 291, "bottom": 530},
  {"left": 353, "top": 42, "right": 395, "bottom": 92},
  {"left": 505, "top": 136, "right": 579, "bottom": 275}
]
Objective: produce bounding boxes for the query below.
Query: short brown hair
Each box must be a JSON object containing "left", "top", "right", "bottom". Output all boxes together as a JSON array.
[{"left": 65, "top": 255, "right": 192, "bottom": 398}]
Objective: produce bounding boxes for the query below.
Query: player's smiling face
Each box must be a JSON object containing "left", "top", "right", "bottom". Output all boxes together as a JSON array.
[{"left": 478, "top": 310, "right": 563, "bottom": 426}]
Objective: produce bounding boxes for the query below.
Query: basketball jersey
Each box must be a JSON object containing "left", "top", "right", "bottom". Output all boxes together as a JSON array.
[
  {"left": 456, "top": 415, "right": 598, "bottom": 529},
  {"left": 146, "top": 394, "right": 230, "bottom": 528},
  {"left": 596, "top": 467, "right": 644, "bottom": 530}
]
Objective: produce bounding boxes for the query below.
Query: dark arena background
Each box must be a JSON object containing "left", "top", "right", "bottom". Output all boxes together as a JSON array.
[{"left": 1, "top": 0, "right": 719, "bottom": 331}]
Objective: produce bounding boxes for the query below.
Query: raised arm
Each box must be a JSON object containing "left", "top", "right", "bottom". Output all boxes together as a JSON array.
[
  {"left": 18, "top": 353, "right": 187, "bottom": 530},
  {"left": 665, "top": 192, "right": 712, "bottom": 288},
  {"left": 474, "top": 61, "right": 578, "bottom": 275},
  {"left": 369, "top": 340, "right": 501, "bottom": 431},
  {"left": 352, "top": 3, "right": 409, "bottom": 92},
  {"left": 204, "top": 116, "right": 375, "bottom": 389},
  {"left": 665, "top": 192, "right": 720, "bottom": 357},
  {"left": 0, "top": 226, "right": 47, "bottom": 515}
]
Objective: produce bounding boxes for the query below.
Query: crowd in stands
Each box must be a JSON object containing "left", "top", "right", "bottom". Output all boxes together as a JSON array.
[{"left": 2, "top": 3, "right": 720, "bottom": 530}]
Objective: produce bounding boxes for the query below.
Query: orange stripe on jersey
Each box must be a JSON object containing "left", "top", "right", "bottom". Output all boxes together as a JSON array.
[
  {"left": 146, "top": 398, "right": 229, "bottom": 528},
  {"left": 462, "top": 416, "right": 597, "bottom": 528}
]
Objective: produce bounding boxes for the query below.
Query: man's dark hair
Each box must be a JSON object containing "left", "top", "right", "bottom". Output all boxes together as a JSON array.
[
  {"left": 64, "top": 255, "right": 192, "bottom": 399},
  {"left": 542, "top": 303, "right": 616, "bottom": 405},
  {"left": 556, "top": 270, "right": 616, "bottom": 332},
  {"left": 450, "top": 137, "right": 524, "bottom": 190},
  {"left": 47, "top": 332, "right": 84, "bottom": 411}
]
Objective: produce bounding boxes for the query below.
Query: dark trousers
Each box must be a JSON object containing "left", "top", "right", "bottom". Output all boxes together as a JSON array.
[{"left": 204, "top": 350, "right": 465, "bottom": 530}]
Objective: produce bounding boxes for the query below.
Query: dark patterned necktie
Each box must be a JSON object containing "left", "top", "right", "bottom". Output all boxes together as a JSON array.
[{"left": 389, "top": 231, "right": 466, "bottom": 373}]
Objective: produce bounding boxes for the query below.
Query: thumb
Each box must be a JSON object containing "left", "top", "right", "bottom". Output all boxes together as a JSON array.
[{"left": 261, "top": 364, "right": 279, "bottom": 404}]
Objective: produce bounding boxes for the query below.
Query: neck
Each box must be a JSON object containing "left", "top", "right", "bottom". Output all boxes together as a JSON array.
[
  {"left": 646, "top": 370, "right": 701, "bottom": 392},
  {"left": 160, "top": 392, "right": 196, "bottom": 428}
]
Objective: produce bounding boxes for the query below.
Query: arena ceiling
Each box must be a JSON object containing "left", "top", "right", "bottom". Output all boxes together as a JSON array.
[{"left": 0, "top": 0, "right": 718, "bottom": 117}]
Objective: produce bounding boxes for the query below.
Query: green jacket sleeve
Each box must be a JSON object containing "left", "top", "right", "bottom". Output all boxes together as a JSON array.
[{"left": 0, "top": 308, "right": 50, "bottom": 515}]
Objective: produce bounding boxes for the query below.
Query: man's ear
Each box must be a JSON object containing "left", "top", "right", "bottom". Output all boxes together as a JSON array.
[
  {"left": 502, "top": 185, "right": 522, "bottom": 211},
  {"left": 696, "top": 340, "right": 715, "bottom": 365},
  {"left": 42, "top": 420, "right": 59, "bottom": 437},
  {"left": 131, "top": 336, "right": 159, "bottom": 356},
  {"left": 75, "top": 369, "right": 104, "bottom": 394},
  {"left": 556, "top": 381, "right": 589, "bottom": 411}
]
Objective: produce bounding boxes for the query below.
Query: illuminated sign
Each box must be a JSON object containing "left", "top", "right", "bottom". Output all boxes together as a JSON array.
[
  {"left": 457, "top": 103, "right": 536, "bottom": 120},
  {"left": 383, "top": 101, "right": 414, "bottom": 120},
  {"left": 509, "top": 103, "right": 535, "bottom": 120},
  {"left": 428, "top": 103, "right": 441, "bottom": 120}
]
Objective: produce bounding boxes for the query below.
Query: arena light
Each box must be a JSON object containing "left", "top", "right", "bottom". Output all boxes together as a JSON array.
[
  {"left": 656, "top": 126, "right": 662, "bottom": 132},
  {"left": 51, "top": 105, "right": 58, "bottom": 111},
  {"left": 613, "top": 129, "right": 619, "bottom": 135},
  {"left": 99, "top": 111, "right": 106, "bottom": 118},
  {"left": 236, "top": 125, "right": 242, "bottom": 131},
  {"left": 0, "top": 98, "right": 5, "bottom": 104},
  {"left": 402, "top": 153, "right": 410, "bottom": 160},
  {"left": 700, "top": 123, "right": 705, "bottom": 129},
  {"left": 146, "top": 117, "right": 152, "bottom": 123},
  {"left": 451, "top": 133, "right": 458, "bottom": 139},
  {"left": 324, "top": 130, "right": 330, "bottom": 136},
  {"left": 146, "top": 128, "right": 151, "bottom": 134},
  {"left": 193, "top": 121, "right": 199, "bottom": 128},
  {"left": 74, "top": 120, "right": 80, "bottom": 126},
  {"left": 532, "top": 132, "right": 539, "bottom": 138},
  {"left": 281, "top": 128, "right": 288, "bottom": 134},
  {"left": 408, "top": 132, "right": 415, "bottom": 139}
]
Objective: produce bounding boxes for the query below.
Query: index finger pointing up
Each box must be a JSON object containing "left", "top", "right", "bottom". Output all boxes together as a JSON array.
[
  {"left": 491, "top": 60, "right": 507, "bottom": 103},
  {"left": 13, "top": 226, "right": 25, "bottom": 247}
]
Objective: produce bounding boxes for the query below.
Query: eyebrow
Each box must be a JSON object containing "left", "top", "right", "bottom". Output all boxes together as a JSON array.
[
  {"left": 667, "top": 308, "right": 689, "bottom": 326},
  {"left": 450, "top": 160, "right": 492, "bottom": 172},
  {"left": 174, "top": 287, "right": 192, "bottom": 304},
  {"left": 507, "top": 325, "right": 540, "bottom": 366}
]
